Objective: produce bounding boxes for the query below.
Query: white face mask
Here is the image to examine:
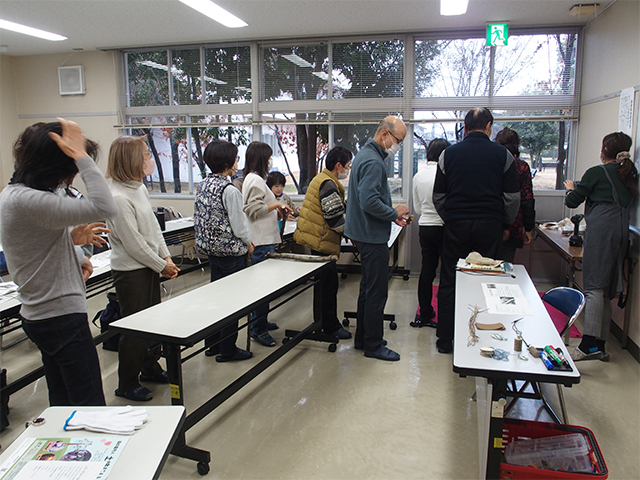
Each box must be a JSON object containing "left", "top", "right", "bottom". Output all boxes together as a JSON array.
[
  {"left": 143, "top": 156, "right": 155, "bottom": 177},
  {"left": 338, "top": 170, "right": 349, "bottom": 180},
  {"left": 385, "top": 137, "right": 402, "bottom": 158},
  {"left": 268, "top": 158, "right": 273, "bottom": 171}
]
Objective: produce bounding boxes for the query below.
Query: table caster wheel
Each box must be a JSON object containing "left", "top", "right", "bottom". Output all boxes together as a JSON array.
[
  {"left": 282, "top": 337, "right": 290, "bottom": 344},
  {"left": 341, "top": 273, "right": 347, "bottom": 279},
  {"left": 328, "top": 343, "right": 337, "bottom": 353},
  {"left": 197, "top": 462, "right": 210, "bottom": 475},
  {"left": 403, "top": 274, "right": 409, "bottom": 281},
  {"left": 342, "top": 319, "right": 350, "bottom": 327},
  {"left": 390, "top": 321, "right": 397, "bottom": 330}
]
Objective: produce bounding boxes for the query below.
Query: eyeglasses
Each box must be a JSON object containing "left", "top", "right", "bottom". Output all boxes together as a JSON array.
[{"left": 388, "top": 131, "right": 403, "bottom": 144}]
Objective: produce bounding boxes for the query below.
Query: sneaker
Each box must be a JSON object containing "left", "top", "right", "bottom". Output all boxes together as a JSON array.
[
  {"left": 267, "top": 322, "right": 279, "bottom": 331},
  {"left": 570, "top": 347, "right": 603, "bottom": 362},
  {"left": 354, "top": 339, "right": 387, "bottom": 350},
  {"left": 410, "top": 315, "right": 437, "bottom": 328},
  {"left": 364, "top": 346, "right": 400, "bottom": 361},
  {"left": 115, "top": 385, "right": 153, "bottom": 402},
  {"left": 328, "top": 327, "right": 352, "bottom": 339},
  {"left": 139, "top": 371, "right": 168, "bottom": 384},
  {"left": 250, "top": 331, "right": 276, "bottom": 347},
  {"left": 215, "top": 349, "right": 253, "bottom": 363}
]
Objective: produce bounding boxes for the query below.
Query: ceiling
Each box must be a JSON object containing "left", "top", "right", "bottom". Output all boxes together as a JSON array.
[{"left": 0, "top": 0, "right": 613, "bottom": 57}]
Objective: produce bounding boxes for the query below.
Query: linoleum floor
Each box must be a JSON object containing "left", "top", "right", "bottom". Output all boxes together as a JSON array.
[{"left": 1, "top": 267, "right": 639, "bottom": 479}]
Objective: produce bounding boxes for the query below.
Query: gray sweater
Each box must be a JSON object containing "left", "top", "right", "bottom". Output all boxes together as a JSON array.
[
  {"left": 0, "top": 157, "right": 118, "bottom": 320},
  {"left": 106, "top": 179, "right": 171, "bottom": 273},
  {"left": 344, "top": 139, "right": 398, "bottom": 244}
]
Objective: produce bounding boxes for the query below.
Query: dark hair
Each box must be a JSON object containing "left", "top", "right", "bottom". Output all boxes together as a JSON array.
[
  {"left": 426, "top": 138, "right": 451, "bottom": 162},
  {"left": 203, "top": 140, "right": 238, "bottom": 174},
  {"left": 11, "top": 122, "right": 80, "bottom": 192},
  {"left": 464, "top": 107, "right": 494, "bottom": 133},
  {"left": 243, "top": 141, "right": 272, "bottom": 179},
  {"left": 14, "top": 122, "right": 99, "bottom": 163},
  {"left": 326, "top": 146, "right": 353, "bottom": 170},
  {"left": 267, "top": 171, "right": 286, "bottom": 189},
  {"left": 494, "top": 127, "right": 520, "bottom": 158},
  {"left": 602, "top": 132, "right": 637, "bottom": 196}
]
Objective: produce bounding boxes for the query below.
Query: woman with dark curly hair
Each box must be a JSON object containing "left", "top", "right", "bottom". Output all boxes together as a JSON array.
[
  {"left": 0, "top": 119, "right": 118, "bottom": 406},
  {"left": 565, "top": 132, "right": 637, "bottom": 362},
  {"left": 494, "top": 127, "right": 536, "bottom": 263}
]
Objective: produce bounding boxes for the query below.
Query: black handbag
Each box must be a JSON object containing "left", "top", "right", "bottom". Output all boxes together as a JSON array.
[{"left": 92, "top": 292, "right": 121, "bottom": 351}]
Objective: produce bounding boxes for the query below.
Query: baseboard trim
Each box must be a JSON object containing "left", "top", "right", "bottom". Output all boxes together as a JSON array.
[{"left": 611, "top": 321, "right": 640, "bottom": 363}]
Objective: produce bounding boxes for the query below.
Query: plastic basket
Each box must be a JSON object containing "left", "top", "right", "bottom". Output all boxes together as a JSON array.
[{"left": 500, "top": 419, "right": 608, "bottom": 480}]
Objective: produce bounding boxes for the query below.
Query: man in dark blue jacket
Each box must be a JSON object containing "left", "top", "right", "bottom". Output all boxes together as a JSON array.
[
  {"left": 345, "top": 116, "right": 410, "bottom": 361},
  {"left": 433, "top": 107, "right": 520, "bottom": 353}
]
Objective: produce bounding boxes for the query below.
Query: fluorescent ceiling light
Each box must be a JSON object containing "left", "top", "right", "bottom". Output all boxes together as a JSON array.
[
  {"left": 179, "top": 0, "right": 248, "bottom": 28},
  {"left": 312, "top": 72, "right": 329, "bottom": 81},
  {"left": 281, "top": 54, "right": 313, "bottom": 68},
  {"left": 440, "top": 0, "right": 469, "bottom": 16},
  {"left": 0, "top": 19, "right": 67, "bottom": 41},
  {"left": 569, "top": 3, "right": 601, "bottom": 16}
]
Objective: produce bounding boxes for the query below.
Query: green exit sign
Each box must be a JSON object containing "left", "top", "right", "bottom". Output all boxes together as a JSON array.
[{"left": 487, "top": 23, "right": 509, "bottom": 46}]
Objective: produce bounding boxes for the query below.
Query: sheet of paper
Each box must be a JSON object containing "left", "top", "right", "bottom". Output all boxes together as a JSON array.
[
  {"left": 89, "top": 252, "right": 111, "bottom": 270},
  {"left": 388, "top": 223, "right": 403, "bottom": 248},
  {"left": 0, "top": 436, "right": 128, "bottom": 480},
  {"left": 481, "top": 283, "right": 533, "bottom": 316}
]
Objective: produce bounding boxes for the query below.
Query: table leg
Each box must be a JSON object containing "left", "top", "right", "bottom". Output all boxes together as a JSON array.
[
  {"left": 485, "top": 378, "right": 507, "bottom": 480},
  {"left": 165, "top": 342, "right": 211, "bottom": 473},
  {"left": 475, "top": 377, "right": 490, "bottom": 479}
]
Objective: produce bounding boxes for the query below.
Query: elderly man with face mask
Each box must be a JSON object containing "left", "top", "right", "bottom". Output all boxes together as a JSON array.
[{"left": 344, "top": 116, "right": 410, "bottom": 361}]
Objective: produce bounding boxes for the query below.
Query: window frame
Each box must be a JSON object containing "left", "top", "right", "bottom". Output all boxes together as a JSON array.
[{"left": 117, "top": 26, "right": 583, "bottom": 199}]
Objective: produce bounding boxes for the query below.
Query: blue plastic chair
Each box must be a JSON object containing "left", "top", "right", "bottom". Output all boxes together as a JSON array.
[{"left": 542, "top": 287, "right": 586, "bottom": 345}]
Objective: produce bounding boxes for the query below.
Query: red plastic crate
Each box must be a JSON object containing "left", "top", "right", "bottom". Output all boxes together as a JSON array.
[{"left": 500, "top": 419, "right": 608, "bottom": 479}]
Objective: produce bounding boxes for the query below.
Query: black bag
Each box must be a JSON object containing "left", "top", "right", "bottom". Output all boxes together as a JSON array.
[{"left": 92, "top": 292, "right": 121, "bottom": 351}]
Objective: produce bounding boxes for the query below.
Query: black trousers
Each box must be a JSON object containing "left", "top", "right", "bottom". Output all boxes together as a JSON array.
[
  {"left": 204, "top": 255, "right": 246, "bottom": 357},
  {"left": 418, "top": 225, "right": 444, "bottom": 318},
  {"left": 437, "top": 219, "right": 503, "bottom": 344},
  {"left": 22, "top": 313, "right": 106, "bottom": 406},
  {"left": 354, "top": 241, "right": 389, "bottom": 353},
  {"left": 112, "top": 268, "right": 164, "bottom": 392},
  {"left": 310, "top": 249, "right": 341, "bottom": 334}
]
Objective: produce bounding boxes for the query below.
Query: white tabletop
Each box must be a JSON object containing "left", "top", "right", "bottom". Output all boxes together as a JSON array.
[
  {"left": 110, "top": 258, "right": 327, "bottom": 345},
  {"left": 453, "top": 264, "right": 580, "bottom": 386},
  {"left": 0, "top": 406, "right": 185, "bottom": 480},
  {"left": 163, "top": 217, "right": 194, "bottom": 234}
]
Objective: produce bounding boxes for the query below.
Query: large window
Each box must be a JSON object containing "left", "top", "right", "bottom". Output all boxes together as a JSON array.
[{"left": 121, "top": 29, "right": 580, "bottom": 197}]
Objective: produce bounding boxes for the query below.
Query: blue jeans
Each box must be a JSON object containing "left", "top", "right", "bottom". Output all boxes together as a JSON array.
[
  {"left": 22, "top": 313, "right": 106, "bottom": 406},
  {"left": 250, "top": 244, "right": 275, "bottom": 336},
  {"left": 205, "top": 255, "right": 247, "bottom": 356},
  {"left": 354, "top": 241, "right": 389, "bottom": 352}
]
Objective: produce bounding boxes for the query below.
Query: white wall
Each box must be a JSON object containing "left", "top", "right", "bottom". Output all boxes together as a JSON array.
[
  {"left": 0, "top": 55, "right": 20, "bottom": 185},
  {"left": 576, "top": 0, "right": 640, "bottom": 351},
  {"left": 0, "top": 50, "right": 196, "bottom": 216}
]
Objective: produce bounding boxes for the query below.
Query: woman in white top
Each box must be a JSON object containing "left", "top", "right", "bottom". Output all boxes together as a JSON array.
[
  {"left": 106, "top": 136, "right": 180, "bottom": 402},
  {"left": 242, "top": 141, "right": 290, "bottom": 347},
  {"left": 411, "top": 138, "right": 450, "bottom": 329}
]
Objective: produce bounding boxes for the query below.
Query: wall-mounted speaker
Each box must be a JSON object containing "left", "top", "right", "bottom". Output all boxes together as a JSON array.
[{"left": 58, "top": 66, "right": 85, "bottom": 95}]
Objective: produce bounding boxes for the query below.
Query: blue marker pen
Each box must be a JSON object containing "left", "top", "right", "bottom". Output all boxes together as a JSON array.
[{"left": 540, "top": 350, "right": 555, "bottom": 370}]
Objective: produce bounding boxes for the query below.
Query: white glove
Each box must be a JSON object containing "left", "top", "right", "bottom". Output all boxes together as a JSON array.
[{"left": 64, "top": 406, "right": 148, "bottom": 435}]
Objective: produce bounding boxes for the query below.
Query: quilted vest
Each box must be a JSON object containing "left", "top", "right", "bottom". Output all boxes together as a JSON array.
[
  {"left": 294, "top": 168, "right": 345, "bottom": 256},
  {"left": 194, "top": 174, "right": 247, "bottom": 257}
]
